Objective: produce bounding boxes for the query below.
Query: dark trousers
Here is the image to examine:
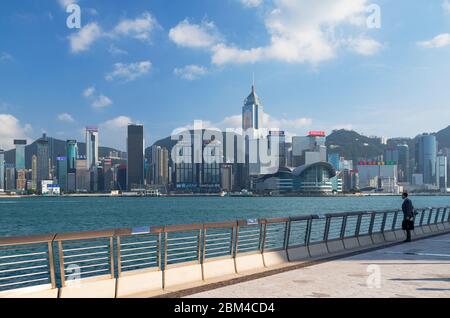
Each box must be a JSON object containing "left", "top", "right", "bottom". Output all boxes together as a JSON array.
[{"left": 405, "top": 229, "right": 411, "bottom": 241}]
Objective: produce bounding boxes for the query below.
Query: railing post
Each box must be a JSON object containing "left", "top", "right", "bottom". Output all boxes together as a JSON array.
[
  {"left": 234, "top": 224, "right": 240, "bottom": 256},
  {"left": 157, "top": 232, "right": 162, "bottom": 271},
  {"left": 260, "top": 220, "right": 267, "bottom": 253},
  {"left": 427, "top": 208, "right": 433, "bottom": 225},
  {"left": 57, "top": 240, "right": 65, "bottom": 287},
  {"left": 441, "top": 208, "right": 447, "bottom": 223},
  {"left": 381, "top": 212, "right": 387, "bottom": 233},
  {"left": 47, "top": 241, "right": 56, "bottom": 289},
  {"left": 230, "top": 225, "right": 236, "bottom": 257},
  {"left": 368, "top": 212, "right": 376, "bottom": 235},
  {"left": 355, "top": 214, "right": 363, "bottom": 236},
  {"left": 284, "top": 219, "right": 291, "bottom": 250},
  {"left": 419, "top": 209, "right": 426, "bottom": 226},
  {"left": 109, "top": 236, "right": 115, "bottom": 279},
  {"left": 340, "top": 215, "right": 348, "bottom": 239},
  {"left": 323, "top": 216, "right": 331, "bottom": 241},
  {"left": 392, "top": 211, "right": 399, "bottom": 230},
  {"left": 116, "top": 236, "right": 122, "bottom": 277},
  {"left": 201, "top": 228, "right": 206, "bottom": 264},
  {"left": 434, "top": 208, "right": 441, "bottom": 224},
  {"left": 197, "top": 229, "right": 202, "bottom": 264},
  {"left": 305, "top": 218, "right": 312, "bottom": 246}
]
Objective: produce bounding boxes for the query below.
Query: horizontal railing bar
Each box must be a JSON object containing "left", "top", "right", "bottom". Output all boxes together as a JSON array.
[
  {"left": 64, "top": 251, "right": 108, "bottom": 259},
  {"left": 0, "top": 271, "right": 49, "bottom": 281},
  {"left": 205, "top": 237, "right": 231, "bottom": 243},
  {"left": 0, "top": 251, "right": 47, "bottom": 260},
  {"left": 0, "top": 264, "right": 48, "bottom": 274},
  {"left": 167, "top": 245, "right": 197, "bottom": 253},
  {"left": 205, "top": 246, "right": 230, "bottom": 252},
  {"left": 167, "top": 250, "right": 198, "bottom": 258},
  {"left": 238, "top": 242, "right": 260, "bottom": 248},
  {"left": 120, "top": 262, "right": 157, "bottom": 270},
  {"left": 121, "top": 246, "right": 157, "bottom": 253},
  {"left": 69, "top": 263, "right": 109, "bottom": 271},
  {"left": 206, "top": 242, "right": 230, "bottom": 248},
  {"left": 64, "top": 257, "right": 108, "bottom": 265},
  {"left": 120, "top": 240, "right": 157, "bottom": 247},
  {"left": 121, "top": 256, "right": 157, "bottom": 264},
  {"left": 0, "top": 258, "right": 48, "bottom": 267},
  {"left": 167, "top": 236, "right": 198, "bottom": 242},
  {"left": 121, "top": 251, "right": 157, "bottom": 259},
  {"left": 66, "top": 268, "right": 109, "bottom": 277},
  {"left": 63, "top": 245, "right": 107, "bottom": 253}
]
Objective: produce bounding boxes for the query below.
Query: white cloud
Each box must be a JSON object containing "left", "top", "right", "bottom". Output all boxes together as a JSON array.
[
  {"left": 171, "top": 0, "right": 381, "bottom": 66},
  {"left": 57, "top": 113, "right": 75, "bottom": 123},
  {"left": 443, "top": 0, "right": 450, "bottom": 14},
  {"left": 345, "top": 37, "right": 383, "bottom": 55},
  {"left": 82, "top": 87, "right": 113, "bottom": 109},
  {"left": 0, "top": 52, "right": 13, "bottom": 62},
  {"left": 240, "top": 0, "right": 263, "bottom": 8},
  {"left": 417, "top": 33, "right": 450, "bottom": 49},
  {"left": 83, "top": 86, "right": 96, "bottom": 98},
  {"left": 57, "top": 0, "right": 76, "bottom": 9},
  {"left": 92, "top": 95, "right": 113, "bottom": 109},
  {"left": 99, "top": 116, "right": 132, "bottom": 150},
  {"left": 68, "top": 22, "right": 103, "bottom": 53},
  {"left": 106, "top": 61, "right": 152, "bottom": 82},
  {"left": 169, "top": 19, "right": 221, "bottom": 48},
  {"left": 174, "top": 65, "right": 208, "bottom": 80},
  {"left": 108, "top": 44, "right": 128, "bottom": 56},
  {"left": 0, "top": 114, "right": 32, "bottom": 149},
  {"left": 67, "top": 12, "right": 160, "bottom": 53},
  {"left": 113, "top": 12, "right": 160, "bottom": 41}
]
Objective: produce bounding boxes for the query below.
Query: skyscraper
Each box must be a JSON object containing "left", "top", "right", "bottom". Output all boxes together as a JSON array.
[
  {"left": 66, "top": 140, "right": 78, "bottom": 192},
  {"left": 415, "top": 134, "right": 437, "bottom": 185},
  {"left": 0, "top": 149, "right": 5, "bottom": 192},
  {"left": 127, "top": 124, "right": 144, "bottom": 190},
  {"left": 31, "top": 155, "right": 37, "bottom": 192},
  {"left": 14, "top": 140, "right": 27, "bottom": 170},
  {"left": 14, "top": 139, "right": 27, "bottom": 192},
  {"left": 268, "top": 131, "right": 286, "bottom": 168},
  {"left": 85, "top": 127, "right": 99, "bottom": 170},
  {"left": 57, "top": 156, "right": 68, "bottom": 192},
  {"left": 436, "top": 155, "right": 448, "bottom": 191},
  {"left": 397, "top": 144, "right": 410, "bottom": 183},
  {"left": 36, "top": 135, "right": 50, "bottom": 191},
  {"left": 242, "top": 85, "right": 264, "bottom": 134}
]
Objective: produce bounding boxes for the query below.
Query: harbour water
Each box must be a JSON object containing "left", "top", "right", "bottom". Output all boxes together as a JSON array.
[{"left": 0, "top": 195, "right": 449, "bottom": 237}]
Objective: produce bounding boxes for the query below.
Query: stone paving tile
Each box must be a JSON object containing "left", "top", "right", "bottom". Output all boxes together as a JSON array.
[{"left": 188, "top": 234, "right": 450, "bottom": 298}]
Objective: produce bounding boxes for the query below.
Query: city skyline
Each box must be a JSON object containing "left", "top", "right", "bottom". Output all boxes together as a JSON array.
[{"left": 1, "top": 0, "right": 450, "bottom": 151}]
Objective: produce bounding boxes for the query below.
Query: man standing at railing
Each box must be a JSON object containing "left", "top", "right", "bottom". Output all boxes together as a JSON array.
[{"left": 401, "top": 192, "right": 414, "bottom": 242}]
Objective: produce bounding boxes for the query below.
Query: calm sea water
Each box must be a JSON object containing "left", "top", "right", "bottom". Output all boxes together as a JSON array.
[{"left": 0, "top": 195, "right": 449, "bottom": 237}]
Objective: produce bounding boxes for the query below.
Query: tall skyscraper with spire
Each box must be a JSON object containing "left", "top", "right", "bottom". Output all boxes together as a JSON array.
[{"left": 242, "top": 84, "right": 264, "bottom": 134}]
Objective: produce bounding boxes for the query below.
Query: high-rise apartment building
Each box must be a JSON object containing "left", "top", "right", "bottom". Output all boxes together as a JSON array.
[
  {"left": 150, "top": 145, "right": 169, "bottom": 185},
  {"left": 127, "top": 124, "right": 145, "bottom": 190}
]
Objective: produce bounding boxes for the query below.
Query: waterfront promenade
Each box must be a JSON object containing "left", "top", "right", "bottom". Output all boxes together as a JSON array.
[{"left": 189, "top": 233, "right": 450, "bottom": 298}]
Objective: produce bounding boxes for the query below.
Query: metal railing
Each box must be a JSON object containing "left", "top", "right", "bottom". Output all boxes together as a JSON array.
[{"left": 0, "top": 206, "right": 449, "bottom": 294}]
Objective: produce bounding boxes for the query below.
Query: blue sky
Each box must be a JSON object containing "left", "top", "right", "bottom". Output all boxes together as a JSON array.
[{"left": 1, "top": 0, "right": 450, "bottom": 151}]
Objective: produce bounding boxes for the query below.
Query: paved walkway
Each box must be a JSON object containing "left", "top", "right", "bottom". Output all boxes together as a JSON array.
[{"left": 189, "top": 234, "right": 450, "bottom": 298}]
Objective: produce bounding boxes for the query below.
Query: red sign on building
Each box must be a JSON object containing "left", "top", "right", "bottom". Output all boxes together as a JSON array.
[{"left": 308, "top": 131, "right": 326, "bottom": 137}]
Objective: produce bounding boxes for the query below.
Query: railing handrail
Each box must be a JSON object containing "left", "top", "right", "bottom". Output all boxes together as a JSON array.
[{"left": 0, "top": 206, "right": 447, "bottom": 247}]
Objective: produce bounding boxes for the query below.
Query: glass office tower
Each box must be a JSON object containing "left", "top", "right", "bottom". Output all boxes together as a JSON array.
[{"left": 415, "top": 134, "right": 437, "bottom": 185}]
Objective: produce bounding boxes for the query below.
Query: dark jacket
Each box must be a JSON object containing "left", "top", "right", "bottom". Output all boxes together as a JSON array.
[{"left": 402, "top": 198, "right": 414, "bottom": 219}]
